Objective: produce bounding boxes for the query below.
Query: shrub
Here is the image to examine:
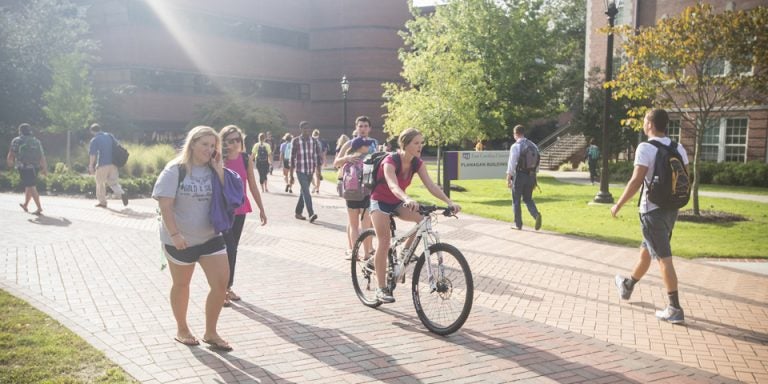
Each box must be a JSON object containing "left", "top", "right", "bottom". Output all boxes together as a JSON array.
[
  {"left": 608, "top": 161, "right": 634, "bottom": 182},
  {"left": 123, "top": 143, "right": 176, "bottom": 178},
  {"left": 695, "top": 161, "right": 768, "bottom": 187},
  {"left": 577, "top": 161, "right": 589, "bottom": 172},
  {"left": 558, "top": 162, "right": 574, "bottom": 171},
  {"left": 53, "top": 162, "right": 70, "bottom": 174}
]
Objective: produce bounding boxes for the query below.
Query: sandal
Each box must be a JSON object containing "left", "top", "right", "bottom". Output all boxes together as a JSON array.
[
  {"left": 202, "top": 337, "right": 233, "bottom": 352},
  {"left": 227, "top": 290, "right": 241, "bottom": 301},
  {"left": 19, "top": 203, "right": 28, "bottom": 213},
  {"left": 174, "top": 335, "right": 199, "bottom": 346},
  {"left": 223, "top": 298, "right": 231, "bottom": 307}
]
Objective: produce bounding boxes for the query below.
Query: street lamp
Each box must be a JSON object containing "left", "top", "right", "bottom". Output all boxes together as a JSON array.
[
  {"left": 340, "top": 75, "right": 350, "bottom": 137},
  {"left": 593, "top": 0, "right": 619, "bottom": 204}
]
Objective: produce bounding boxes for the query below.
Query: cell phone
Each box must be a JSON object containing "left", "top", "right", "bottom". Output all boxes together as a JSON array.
[{"left": 211, "top": 150, "right": 217, "bottom": 159}]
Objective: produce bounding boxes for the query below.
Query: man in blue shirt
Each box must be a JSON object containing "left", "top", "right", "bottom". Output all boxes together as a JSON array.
[{"left": 88, "top": 123, "right": 128, "bottom": 208}]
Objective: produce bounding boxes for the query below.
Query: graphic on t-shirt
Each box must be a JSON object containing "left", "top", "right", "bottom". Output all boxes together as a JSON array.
[{"left": 179, "top": 173, "right": 213, "bottom": 202}]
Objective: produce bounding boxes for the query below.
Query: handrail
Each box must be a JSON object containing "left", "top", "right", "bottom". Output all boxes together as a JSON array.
[{"left": 538, "top": 122, "right": 574, "bottom": 151}]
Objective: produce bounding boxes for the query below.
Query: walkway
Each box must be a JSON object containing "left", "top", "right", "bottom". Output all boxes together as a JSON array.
[{"left": 1, "top": 173, "right": 767, "bottom": 383}]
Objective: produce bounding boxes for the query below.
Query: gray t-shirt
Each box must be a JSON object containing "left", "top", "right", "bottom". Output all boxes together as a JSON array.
[{"left": 152, "top": 163, "right": 217, "bottom": 246}]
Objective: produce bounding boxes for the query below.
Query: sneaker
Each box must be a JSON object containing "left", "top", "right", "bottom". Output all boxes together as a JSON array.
[
  {"left": 376, "top": 287, "right": 395, "bottom": 303},
  {"left": 614, "top": 275, "right": 634, "bottom": 300},
  {"left": 534, "top": 213, "right": 542, "bottom": 230},
  {"left": 295, "top": 214, "right": 306, "bottom": 220},
  {"left": 655, "top": 305, "right": 685, "bottom": 324},
  {"left": 309, "top": 214, "right": 318, "bottom": 223},
  {"left": 285, "top": 185, "right": 289, "bottom": 192},
  {"left": 344, "top": 249, "right": 353, "bottom": 260},
  {"left": 121, "top": 194, "right": 129, "bottom": 206},
  {"left": 95, "top": 203, "right": 107, "bottom": 208}
]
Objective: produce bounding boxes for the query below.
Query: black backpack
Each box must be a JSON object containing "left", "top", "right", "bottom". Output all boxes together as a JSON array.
[
  {"left": 362, "top": 152, "right": 419, "bottom": 190},
  {"left": 517, "top": 140, "right": 540, "bottom": 173},
  {"left": 644, "top": 141, "right": 691, "bottom": 210},
  {"left": 110, "top": 134, "right": 129, "bottom": 167},
  {"left": 255, "top": 144, "right": 269, "bottom": 163}
]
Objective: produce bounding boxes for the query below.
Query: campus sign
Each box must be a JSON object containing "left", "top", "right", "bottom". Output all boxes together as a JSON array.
[{"left": 442, "top": 150, "right": 508, "bottom": 196}]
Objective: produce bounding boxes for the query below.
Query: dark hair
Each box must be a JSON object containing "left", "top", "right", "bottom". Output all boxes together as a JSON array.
[
  {"left": 355, "top": 116, "right": 371, "bottom": 126},
  {"left": 89, "top": 123, "right": 102, "bottom": 133},
  {"left": 646, "top": 108, "right": 669, "bottom": 133},
  {"left": 590, "top": 138, "right": 596, "bottom": 145},
  {"left": 513, "top": 125, "right": 525, "bottom": 136},
  {"left": 18, "top": 123, "right": 31, "bottom": 136},
  {"left": 299, "top": 121, "right": 309, "bottom": 129}
]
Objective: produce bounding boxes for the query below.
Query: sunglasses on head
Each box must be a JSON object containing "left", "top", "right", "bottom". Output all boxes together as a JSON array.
[{"left": 226, "top": 137, "right": 242, "bottom": 145}]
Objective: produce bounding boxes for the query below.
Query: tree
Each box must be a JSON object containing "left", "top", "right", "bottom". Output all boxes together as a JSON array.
[
  {"left": 190, "top": 96, "right": 286, "bottom": 140},
  {"left": 0, "top": 0, "right": 95, "bottom": 126},
  {"left": 42, "top": 53, "right": 96, "bottom": 165},
  {"left": 608, "top": 4, "right": 768, "bottom": 215},
  {"left": 384, "top": 0, "right": 574, "bottom": 147}
]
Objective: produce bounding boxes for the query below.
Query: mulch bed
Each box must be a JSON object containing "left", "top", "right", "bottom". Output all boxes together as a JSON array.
[{"left": 677, "top": 209, "right": 747, "bottom": 223}]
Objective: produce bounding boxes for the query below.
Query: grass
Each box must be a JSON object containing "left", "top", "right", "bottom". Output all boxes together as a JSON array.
[
  {"left": 323, "top": 164, "right": 768, "bottom": 259},
  {"left": 0, "top": 289, "right": 137, "bottom": 384}
]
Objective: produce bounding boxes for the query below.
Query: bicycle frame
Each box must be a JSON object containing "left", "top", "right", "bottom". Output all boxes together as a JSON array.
[{"left": 388, "top": 212, "right": 442, "bottom": 291}]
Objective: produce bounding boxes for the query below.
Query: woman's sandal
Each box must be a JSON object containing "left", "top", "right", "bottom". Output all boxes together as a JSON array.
[
  {"left": 202, "top": 337, "right": 233, "bottom": 352},
  {"left": 19, "top": 203, "right": 28, "bottom": 213},
  {"left": 227, "top": 290, "right": 241, "bottom": 301},
  {"left": 174, "top": 335, "right": 199, "bottom": 346}
]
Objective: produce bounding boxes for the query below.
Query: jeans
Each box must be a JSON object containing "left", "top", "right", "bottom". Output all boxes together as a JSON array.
[
  {"left": 512, "top": 172, "right": 539, "bottom": 228},
  {"left": 588, "top": 159, "right": 599, "bottom": 183},
  {"left": 295, "top": 172, "right": 315, "bottom": 216},
  {"left": 222, "top": 214, "right": 246, "bottom": 288}
]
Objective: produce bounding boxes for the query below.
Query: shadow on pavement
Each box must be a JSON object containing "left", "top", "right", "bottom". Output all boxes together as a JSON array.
[
  {"left": 190, "top": 347, "right": 296, "bottom": 384},
  {"left": 105, "top": 207, "right": 157, "bottom": 219},
  {"left": 27, "top": 215, "right": 72, "bottom": 226},
  {"left": 233, "top": 300, "right": 414, "bottom": 383}
]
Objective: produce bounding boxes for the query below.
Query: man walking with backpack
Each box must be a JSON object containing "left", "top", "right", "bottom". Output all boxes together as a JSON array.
[
  {"left": 611, "top": 108, "right": 690, "bottom": 324},
  {"left": 7, "top": 123, "right": 48, "bottom": 215},
  {"left": 585, "top": 138, "right": 600, "bottom": 185},
  {"left": 506, "top": 125, "right": 542, "bottom": 231},
  {"left": 88, "top": 123, "right": 128, "bottom": 208}
]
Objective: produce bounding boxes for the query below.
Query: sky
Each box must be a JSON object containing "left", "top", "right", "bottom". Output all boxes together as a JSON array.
[{"left": 412, "top": 0, "right": 443, "bottom": 6}]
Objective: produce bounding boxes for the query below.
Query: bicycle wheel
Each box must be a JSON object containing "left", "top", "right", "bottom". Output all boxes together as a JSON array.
[
  {"left": 351, "top": 228, "right": 381, "bottom": 308},
  {"left": 411, "top": 243, "right": 473, "bottom": 335}
]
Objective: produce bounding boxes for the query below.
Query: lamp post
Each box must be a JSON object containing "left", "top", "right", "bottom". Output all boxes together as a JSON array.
[
  {"left": 340, "top": 75, "right": 349, "bottom": 137},
  {"left": 593, "top": 0, "right": 619, "bottom": 204}
]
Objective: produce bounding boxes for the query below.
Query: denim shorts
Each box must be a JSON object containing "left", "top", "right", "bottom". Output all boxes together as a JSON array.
[
  {"left": 639, "top": 208, "right": 678, "bottom": 259},
  {"left": 164, "top": 236, "right": 226, "bottom": 266},
  {"left": 369, "top": 199, "right": 402, "bottom": 216}
]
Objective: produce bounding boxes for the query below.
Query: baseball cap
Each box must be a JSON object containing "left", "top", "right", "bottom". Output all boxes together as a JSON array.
[{"left": 350, "top": 137, "right": 373, "bottom": 152}]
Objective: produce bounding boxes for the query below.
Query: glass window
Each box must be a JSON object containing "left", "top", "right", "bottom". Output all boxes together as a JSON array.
[
  {"left": 724, "top": 118, "right": 747, "bottom": 162},
  {"left": 667, "top": 119, "right": 680, "bottom": 142},
  {"left": 704, "top": 58, "right": 726, "bottom": 77},
  {"left": 701, "top": 119, "right": 720, "bottom": 162}
]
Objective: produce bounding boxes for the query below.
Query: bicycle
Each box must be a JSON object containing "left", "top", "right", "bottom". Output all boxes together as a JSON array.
[{"left": 350, "top": 204, "right": 474, "bottom": 335}]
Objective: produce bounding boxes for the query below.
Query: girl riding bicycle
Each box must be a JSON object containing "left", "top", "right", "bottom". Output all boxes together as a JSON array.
[{"left": 370, "top": 128, "right": 461, "bottom": 303}]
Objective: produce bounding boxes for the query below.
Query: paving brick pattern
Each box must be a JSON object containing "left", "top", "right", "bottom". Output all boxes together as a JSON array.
[{"left": 1, "top": 173, "right": 767, "bottom": 383}]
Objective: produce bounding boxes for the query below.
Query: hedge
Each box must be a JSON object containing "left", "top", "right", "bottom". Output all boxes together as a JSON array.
[
  {"left": 608, "top": 160, "right": 768, "bottom": 187},
  {"left": 0, "top": 169, "right": 158, "bottom": 197}
]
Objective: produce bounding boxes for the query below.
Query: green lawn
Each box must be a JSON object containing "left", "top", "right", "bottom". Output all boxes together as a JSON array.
[
  {"left": 324, "top": 167, "right": 768, "bottom": 259},
  {"left": 0, "top": 289, "right": 137, "bottom": 384}
]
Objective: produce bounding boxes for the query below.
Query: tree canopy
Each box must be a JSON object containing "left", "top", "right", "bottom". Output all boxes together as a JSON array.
[
  {"left": 190, "top": 96, "right": 286, "bottom": 139},
  {"left": 384, "top": 0, "right": 585, "bottom": 145},
  {"left": 608, "top": 4, "right": 768, "bottom": 214},
  {"left": 42, "top": 53, "right": 95, "bottom": 134}
]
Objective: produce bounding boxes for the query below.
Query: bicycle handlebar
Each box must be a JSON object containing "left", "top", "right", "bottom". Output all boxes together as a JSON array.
[{"left": 418, "top": 204, "right": 456, "bottom": 217}]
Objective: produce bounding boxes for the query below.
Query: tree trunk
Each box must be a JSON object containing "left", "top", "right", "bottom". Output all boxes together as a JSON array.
[{"left": 692, "top": 121, "right": 702, "bottom": 216}]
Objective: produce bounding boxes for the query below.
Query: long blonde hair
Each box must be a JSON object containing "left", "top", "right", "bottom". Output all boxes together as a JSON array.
[{"left": 176, "top": 125, "right": 223, "bottom": 183}]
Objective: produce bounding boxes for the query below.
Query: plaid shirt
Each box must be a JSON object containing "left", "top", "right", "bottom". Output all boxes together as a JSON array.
[{"left": 290, "top": 135, "right": 322, "bottom": 174}]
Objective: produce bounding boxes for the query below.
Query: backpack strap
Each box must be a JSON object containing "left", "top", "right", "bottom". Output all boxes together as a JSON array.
[
  {"left": 242, "top": 152, "right": 249, "bottom": 170},
  {"left": 176, "top": 164, "right": 186, "bottom": 192}
]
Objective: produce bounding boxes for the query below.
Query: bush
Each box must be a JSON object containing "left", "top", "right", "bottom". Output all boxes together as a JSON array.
[
  {"left": 558, "top": 162, "right": 574, "bottom": 171},
  {"left": 123, "top": 143, "right": 176, "bottom": 178},
  {"left": 608, "top": 161, "right": 634, "bottom": 182},
  {"left": 694, "top": 161, "right": 768, "bottom": 187}
]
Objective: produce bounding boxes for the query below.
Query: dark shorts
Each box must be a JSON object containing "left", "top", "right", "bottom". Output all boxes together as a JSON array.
[
  {"left": 18, "top": 167, "right": 38, "bottom": 188},
  {"left": 164, "top": 236, "right": 226, "bottom": 265},
  {"left": 346, "top": 196, "right": 371, "bottom": 209},
  {"left": 370, "top": 199, "right": 402, "bottom": 216},
  {"left": 639, "top": 208, "right": 678, "bottom": 259},
  {"left": 283, "top": 159, "right": 290, "bottom": 168}
]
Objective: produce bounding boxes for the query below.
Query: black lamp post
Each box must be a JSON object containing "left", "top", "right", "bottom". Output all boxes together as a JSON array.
[
  {"left": 340, "top": 75, "right": 349, "bottom": 136},
  {"left": 593, "top": 0, "right": 619, "bottom": 204}
]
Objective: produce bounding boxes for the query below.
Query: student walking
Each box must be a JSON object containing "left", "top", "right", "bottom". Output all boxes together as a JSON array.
[
  {"left": 289, "top": 121, "right": 322, "bottom": 223},
  {"left": 279, "top": 133, "right": 294, "bottom": 193},
  {"left": 88, "top": 123, "right": 128, "bottom": 208},
  {"left": 612, "top": 108, "right": 689, "bottom": 324},
  {"left": 219, "top": 125, "right": 267, "bottom": 307},
  {"left": 585, "top": 138, "right": 600, "bottom": 184},
  {"left": 152, "top": 126, "right": 233, "bottom": 351},
  {"left": 506, "top": 125, "right": 542, "bottom": 230},
  {"left": 252, "top": 133, "right": 272, "bottom": 193},
  {"left": 6, "top": 123, "right": 47, "bottom": 215},
  {"left": 334, "top": 137, "right": 374, "bottom": 258}
]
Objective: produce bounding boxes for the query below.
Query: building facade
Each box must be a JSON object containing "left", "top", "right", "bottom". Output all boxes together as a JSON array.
[
  {"left": 84, "top": 0, "right": 412, "bottom": 142},
  {"left": 585, "top": 0, "right": 768, "bottom": 163}
]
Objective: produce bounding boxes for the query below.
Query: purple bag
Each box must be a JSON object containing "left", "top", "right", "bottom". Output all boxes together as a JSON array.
[{"left": 210, "top": 167, "right": 244, "bottom": 233}]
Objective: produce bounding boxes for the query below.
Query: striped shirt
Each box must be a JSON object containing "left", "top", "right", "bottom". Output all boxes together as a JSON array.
[{"left": 290, "top": 135, "right": 322, "bottom": 174}]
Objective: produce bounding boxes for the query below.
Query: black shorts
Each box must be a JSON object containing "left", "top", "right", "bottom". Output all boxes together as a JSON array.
[
  {"left": 283, "top": 159, "right": 290, "bottom": 168},
  {"left": 19, "top": 167, "right": 38, "bottom": 188},
  {"left": 164, "top": 236, "right": 226, "bottom": 265},
  {"left": 346, "top": 196, "right": 371, "bottom": 209}
]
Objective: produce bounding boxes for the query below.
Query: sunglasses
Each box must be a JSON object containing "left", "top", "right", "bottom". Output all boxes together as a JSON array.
[{"left": 225, "top": 137, "right": 242, "bottom": 145}]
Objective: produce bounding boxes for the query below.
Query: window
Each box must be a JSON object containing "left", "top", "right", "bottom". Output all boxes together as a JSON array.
[
  {"left": 701, "top": 117, "right": 748, "bottom": 162},
  {"left": 667, "top": 119, "right": 680, "bottom": 142},
  {"left": 704, "top": 57, "right": 753, "bottom": 77}
]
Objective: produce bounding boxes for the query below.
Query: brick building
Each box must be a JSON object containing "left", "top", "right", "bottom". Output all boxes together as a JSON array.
[
  {"left": 84, "top": 0, "right": 413, "bottom": 142},
  {"left": 585, "top": 0, "right": 768, "bottom": 163}
]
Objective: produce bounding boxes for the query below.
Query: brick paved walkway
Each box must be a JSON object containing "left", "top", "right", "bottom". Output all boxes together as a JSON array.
[{"left": 1, "top": 173, "right": 767, "bottom": 383}]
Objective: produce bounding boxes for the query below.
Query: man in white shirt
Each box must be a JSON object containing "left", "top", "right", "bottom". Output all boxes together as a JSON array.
[{"left": 610, "top": 108, "right": 689, "bottom": 324}]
